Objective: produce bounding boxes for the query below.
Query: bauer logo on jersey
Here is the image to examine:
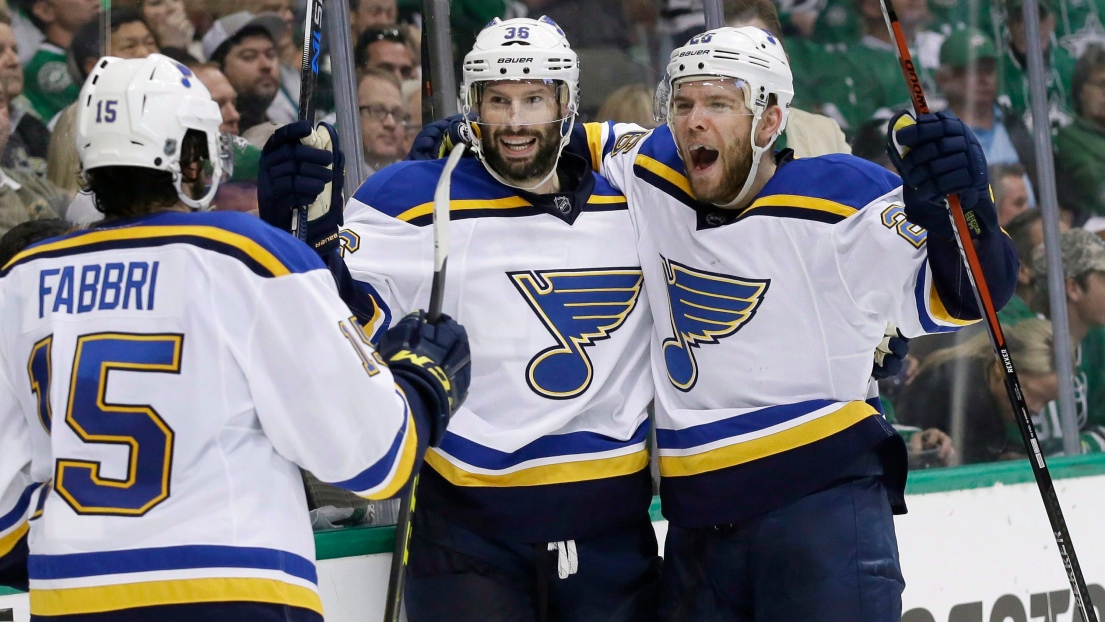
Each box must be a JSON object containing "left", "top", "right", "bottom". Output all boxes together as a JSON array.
[
  {"left": 509, "top": 268, "right": 643, "bottom": 399},
  {"left": 662, "top": 257, "right": 769, "bottom": 391}
]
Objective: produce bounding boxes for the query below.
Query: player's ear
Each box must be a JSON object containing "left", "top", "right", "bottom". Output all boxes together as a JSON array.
[{"left": 756, "top": 104, "right": 783, "bottom": 148}]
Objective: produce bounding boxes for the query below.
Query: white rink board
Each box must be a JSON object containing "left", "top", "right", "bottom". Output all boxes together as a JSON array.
[{"left": 2, "top": 474, "right": 1103, "bottom": 622}]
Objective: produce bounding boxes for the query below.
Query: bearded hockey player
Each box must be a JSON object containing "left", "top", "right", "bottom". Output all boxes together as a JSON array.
[
  {"left": 260, "top": 16, "right": 661, "bottom": 622},
  {"left": 0, "top": 54, "right": 470, "bottom": 621},
  {"left": 576, "top": 26, "right": 1019, "bottom": 621}
]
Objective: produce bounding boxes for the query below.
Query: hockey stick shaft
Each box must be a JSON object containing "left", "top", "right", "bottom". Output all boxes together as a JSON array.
[
  {"left": 382, "top": 143, "right": 465, "bottom": 622},
  {"left": 880, "top": 2, "right": 1097, "bottom": 619},
  {"left": 291, "top": 0, "right": 324, "bottom": 242}
]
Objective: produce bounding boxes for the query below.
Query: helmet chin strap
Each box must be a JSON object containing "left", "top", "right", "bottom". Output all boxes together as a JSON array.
[{"left": 714, "top": 110, "right": 776, "bottom": 210}]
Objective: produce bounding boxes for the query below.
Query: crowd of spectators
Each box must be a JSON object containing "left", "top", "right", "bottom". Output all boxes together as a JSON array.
[{"left": 3, "top": 0, "right": 1105, "bottom": 511}]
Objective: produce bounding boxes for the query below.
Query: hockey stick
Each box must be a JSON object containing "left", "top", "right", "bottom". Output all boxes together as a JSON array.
[
  {"left": 291, "top": 0, "right": 324, "bottom": 242},
  {"left": 383, "top": 143, "right": 466, "bottom": 622},
  {"left": 880, "top": 2, "right": 1098, "bottom": 619}
]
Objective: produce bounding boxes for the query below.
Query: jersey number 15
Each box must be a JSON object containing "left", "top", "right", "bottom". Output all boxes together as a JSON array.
[{"left": 28, "top": 332, "right": 182, "bottom": 517}]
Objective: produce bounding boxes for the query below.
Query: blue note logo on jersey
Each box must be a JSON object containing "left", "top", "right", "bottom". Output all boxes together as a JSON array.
[
  {"left": 510, "top": 268, "right": 644, "bottom": 399},
  {"left": 661, "top": 257, "right": 769, "bottom": 392}
]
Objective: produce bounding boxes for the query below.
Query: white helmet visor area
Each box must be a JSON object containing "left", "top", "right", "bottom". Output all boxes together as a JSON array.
[
  {"left": 658, "top": 77, "right": 756, "bottom": 123},
  {"left": 467, "top": 78, "right": 574, "bottom": 130}
]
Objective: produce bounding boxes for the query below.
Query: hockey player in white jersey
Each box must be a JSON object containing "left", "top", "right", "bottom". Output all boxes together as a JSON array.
[
  {"left": 259, "top": 17, "right": 662, "bottom": 622},
  {"left": 574, "top": 27, "right": 1019, "bottom": 621},
  {"left": 0, "top": 54, "right": 471, "bottom": 621}
]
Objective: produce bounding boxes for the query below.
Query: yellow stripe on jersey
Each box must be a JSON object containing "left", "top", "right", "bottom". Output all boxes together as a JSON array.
[
  {"left": 744, "top": 194, "right": 860, "bottom": 219},
  {"left": 4, "top": 226, "right": 291, "bottom": 276},
  {"left": 659, "top": 401, "right": 877, "bottom": 477},
  {"left": 634, "top": 155, "right": 696, "bottom": 198},
  {"left": 584, "top": 122, "right": 605, "bottom": 172},
  {"left": 424, "top": 448, "right": 649, "bottom": 488},
  {"left": 928, "top": 280, "right": 977, "bottom": 327},
  {"left": 30, "top": 577, "right": 324, "bottom": 616},
  {"left": 586, "top": 194, "right": 627, "bottom": 205},
  {"left": 361, "top": 409, "right": 420, "bottom": 500},
  {"left": 0, "top": 521, "right": 28, "bottom": 557},
  {"left": 396, "top": 197, "right": 534, "bottom": 223}
]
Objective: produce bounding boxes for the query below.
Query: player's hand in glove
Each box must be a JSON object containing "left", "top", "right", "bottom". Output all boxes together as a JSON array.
[
  {"left": 378, "top": 311, "right": 471, "bottom": 447},
  {"left": 886, "top": 110, "right": 997, "bottom": 240},
  {"left": 872, "top": 324, "right": 910, "bottom": 380},
  {"left": 258, "top": 120, "right": 346, "bottom": 255},
  {"left": 408, "top": 114, "right": 472, "bottom": 160}
]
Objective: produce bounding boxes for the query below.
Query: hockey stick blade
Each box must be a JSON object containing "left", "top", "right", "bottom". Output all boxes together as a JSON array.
[
  {"left": 880, "top": 1, "right": 1098, "bottom": 619},
  {"left": 291, "top": 0, "right": 325, "bottom": 242},
  {"left": 427, "top": 143, "right": 466, "bottom": 322}
]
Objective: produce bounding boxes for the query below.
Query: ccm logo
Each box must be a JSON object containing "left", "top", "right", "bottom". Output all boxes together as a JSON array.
[{"left": 497, "top": 58, "right": 533, "bottom": 63}]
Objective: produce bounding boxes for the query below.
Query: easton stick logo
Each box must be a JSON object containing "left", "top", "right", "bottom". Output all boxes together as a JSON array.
[
  {"left": 510, "top": 268, "right": 643, "bottom": 399},
  {"left": 661, "top": 257, "right": 768, "bottom": 392}
]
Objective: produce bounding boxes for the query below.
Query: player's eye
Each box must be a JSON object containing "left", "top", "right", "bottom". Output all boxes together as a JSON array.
[{"left": 709, "top": 100, "right": 734, "bottom": 112}]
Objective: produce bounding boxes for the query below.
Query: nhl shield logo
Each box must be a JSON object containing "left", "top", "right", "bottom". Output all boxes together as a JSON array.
[{"left": 554, "top": 196, "right": 571, "bottom": 214}]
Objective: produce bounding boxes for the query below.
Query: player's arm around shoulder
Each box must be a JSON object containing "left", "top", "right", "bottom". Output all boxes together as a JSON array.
[{"left": 252, "top": 122, "right": 472, "bottom": 499}]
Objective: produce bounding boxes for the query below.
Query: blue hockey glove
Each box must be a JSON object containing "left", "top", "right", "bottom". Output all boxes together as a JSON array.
[
  {"left": 872, "top": 325, "right": 910, "bottom": 380},
  {"left": 407, "top": 114, "right": 471, "bottom": 160},
  {"left": 886, "top": 110, "right": 997, "bottom": 240},
  {"left": 378, "top": 311, "right": 471, "bottom": 447},
  {"left": 258, "top": 120, "right": 345, "bottom": 255}
]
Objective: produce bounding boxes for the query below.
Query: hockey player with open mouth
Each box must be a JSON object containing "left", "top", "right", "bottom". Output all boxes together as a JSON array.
[
  {"left": 577, "top": 26, "right": 1019, "bottom": 621},
  {"left": 261, "top": 16, "right": 663, "bottom": 622},
  {"left": 0, "top": 53, "right": 470, "bottom": 621}
]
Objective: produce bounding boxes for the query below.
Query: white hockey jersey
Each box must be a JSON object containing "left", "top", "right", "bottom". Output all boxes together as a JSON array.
[
  {"left": 341, "top": 153, "right": 654, "bottom": 542},
  {"left": 585, "top": 122, "right": 1015, "bottom": 528},
  {"left": 0, "top": 211, "right": 426, "bottom": 620}
]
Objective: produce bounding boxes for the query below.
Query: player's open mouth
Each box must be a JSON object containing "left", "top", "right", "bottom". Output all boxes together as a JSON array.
[
  {"left": 689, "top": 145, "right": 719, "bottom": 172},
  {"left": 500, "top": 136, "right": 537, "bottom": 157}
]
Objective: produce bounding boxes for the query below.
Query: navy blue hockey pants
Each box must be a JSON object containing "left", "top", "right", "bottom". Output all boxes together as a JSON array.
[
  {"left": 404, "top": 510, "right": 662, "bottom": 622},
  {"left": 658, "top": 460, "right": 905, "bottom": 622}
]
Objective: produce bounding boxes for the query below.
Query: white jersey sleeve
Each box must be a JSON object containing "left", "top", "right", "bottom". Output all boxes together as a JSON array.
[
  {"left": 830, "top": 186, "right": 977, "bottom": 338},
  {"left": 0, "top": 331, "right": 39, "bottom": 577},
  {"left": 245, "top": 268, "right": 419, "bottom": 500},
  {"left": 584, "top": 121, "right": 652, "bottom": 195}
]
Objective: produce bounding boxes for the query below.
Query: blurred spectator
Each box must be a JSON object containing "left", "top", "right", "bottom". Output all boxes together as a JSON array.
[
  {"left": 936, "top": 28, "right": 1037, "bottom": 191},
  {"left": 597, "top": 84, "right": 658, "bottom": 129},
  {"left": 0, "top": 9, "right": 50, "bottom": 173},
  {"left": 658, "top": 0, "right": 704, "bottom": 48},
  {"left": 1056, "top": 45, "right": 1105, "bottom": 222},
  {"left": 400, "top": 79, "right": 420, "bottom": 158},
  {"left": 898, "top": 318, "right": 1058, "bottom": 464},
  {"left": 355, "top": 26, "right": 414, "bottom": 82},
  {"left": 70, "top": 8, "right": 159, "bottom": 84},
  {"left": 991, "top": 162, "right": 1032, "bottom": 226},
  {"left": 141, "top": 0, "right": 197, "bottom": 57},
  {"left": 999, "top": 0, "right": 1075, "bottom": 129},
  {"left": 0, "top": 217, "right": 70, "bottom": 266},
  {"left": 725, "top": 0, "right": 851, "bottom": 156},
  {"left": 998, "top": 207, "right": 1069, "bottom": 325},
  {"left": 202, "top": 11, "right": 286, "bottom": 133},
  {"left": 851, "top": 116, "right": 894, "bottom": 170},
  {"left": 352, "top": 0, "right": 397, "bottom": 43},
  {"left": 1031, "top": 228, "right": 1105, "bottom": 450},
  {"left": 529, "top": 0, "right": 639, "bottom": 50},
  {"left": 45, "top": 102, "right": 80, "bottom": 201},
  {"left": 243, "top": 0, "right": 302, "bottom": 123},
  {"left": 358, "top": 68, "right": 406, "bottom": 175},
  {"left": 849, "top": 0, "right": 939, "bottom": 106},
  {"left": 0, "top": 79, "right": 65, "bottom": 235},
  {"left": 190, "top": 61, "right": 262, "bottom": 184},
  {"left": 15, "top": 0, "right": 98, "bottom": 125}
]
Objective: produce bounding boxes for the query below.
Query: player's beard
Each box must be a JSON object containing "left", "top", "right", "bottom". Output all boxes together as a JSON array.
[
  {"left": 481, "top": 121, "right": 561, "bottom": 187},
  {"left": 682, "top": 136, "right": 754, "bottom": 205}
]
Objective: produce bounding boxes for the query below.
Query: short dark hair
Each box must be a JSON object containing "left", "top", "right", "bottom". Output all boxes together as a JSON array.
[
  {"left": 1005, "top": 207, "right": 1043, "bottom": 267},
  {"left": 159, "top": 46, "right": 201, "bottom": 67},
  {"left": 211, "top": 24, "right": 275, "bottom": 67},
  {"left": 723, "top": 0, "right": 785, "bottom": 43},
  {"left": 1072, "top": 45, "right": 1105, "bottom": 116},
  {"left": 71, "top": 8, "right": 150, "bottom": 82},
  {"left": 0, "top": 218, "right": 71, "bottom": 267},
  {"left": 354, "top": 26, "right": 406, "bottom": 69}
]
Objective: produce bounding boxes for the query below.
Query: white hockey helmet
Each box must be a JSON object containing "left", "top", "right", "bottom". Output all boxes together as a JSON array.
[
  {"left": 656, "top": 27, "right": 794, "bottom": 206},
  {"left": 76, "top": 54, "right": 225, "bottom": 210},
  {"left": 461, "top": 16, "right": 579, "bottom": 190}
]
